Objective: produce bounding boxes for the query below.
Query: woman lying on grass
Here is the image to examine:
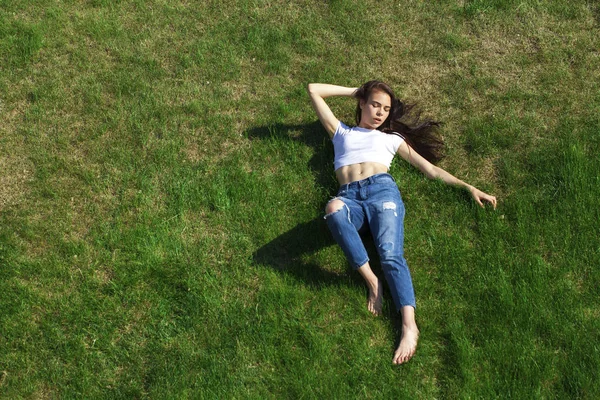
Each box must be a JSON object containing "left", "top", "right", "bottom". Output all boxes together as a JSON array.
[{"left": 307, "top": 81, "right": 497, "bottom": 364}]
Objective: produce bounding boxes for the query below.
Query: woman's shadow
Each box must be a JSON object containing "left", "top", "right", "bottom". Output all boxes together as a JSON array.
[
  {"left": 247, "top": 121, "right": 342, "bottom": 284},
  {"left": 247, "top": 121, "right": 398, "bottom": 317},
  {"left": 245, "top": 120, "right": 338, "bottom": 192}
]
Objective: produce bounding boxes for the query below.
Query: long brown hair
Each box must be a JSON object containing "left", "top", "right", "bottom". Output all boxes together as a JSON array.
[{"left": 354, "top": 80, "right": 445, "bottom": 164}]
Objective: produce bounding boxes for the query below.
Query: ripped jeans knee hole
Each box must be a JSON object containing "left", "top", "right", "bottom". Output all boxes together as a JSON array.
[{"left": 324, "top": 199, "right": 351, "bottom": 223}]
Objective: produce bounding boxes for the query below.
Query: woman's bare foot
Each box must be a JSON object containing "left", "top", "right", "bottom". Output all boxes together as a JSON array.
[
  {"left": 367, "top": 279, "right": 383, "bottom": 316},
  {"left": 392, "top": 324, "right": 419, "bottom": 364},
  {"left": 356, "top": 262, "right": 382, "bottom": 316}
]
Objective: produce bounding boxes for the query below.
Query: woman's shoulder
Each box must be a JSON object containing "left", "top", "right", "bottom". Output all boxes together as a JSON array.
[{"left": 334, "top": 121, "right": 353, "bottom": 137}]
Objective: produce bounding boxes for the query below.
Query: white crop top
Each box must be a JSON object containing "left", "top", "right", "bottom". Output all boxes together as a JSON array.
[{"left": 332, "top": 121, "right": 404, "bottom": 170}]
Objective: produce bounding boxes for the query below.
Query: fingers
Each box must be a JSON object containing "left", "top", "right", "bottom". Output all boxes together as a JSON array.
[
  {"left": 484, "top": 194, "right": 497, "bottom": 210},
  {"left": 473, "top": 189, "right": 498, "bottom": 210}
]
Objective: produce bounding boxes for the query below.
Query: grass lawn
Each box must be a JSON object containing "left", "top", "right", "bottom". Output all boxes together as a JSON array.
[{"left": 1, "top": 0, "right": 599, "bottom": 398}]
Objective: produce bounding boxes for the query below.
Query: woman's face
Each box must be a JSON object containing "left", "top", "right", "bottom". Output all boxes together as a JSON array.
[{"left": 358, "top": 89, "right": 392, "bottom": 130}]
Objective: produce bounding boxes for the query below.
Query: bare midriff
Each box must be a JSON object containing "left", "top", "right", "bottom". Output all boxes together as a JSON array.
[{"left": 335, "top": 162, "right": 390, "bottom": 185}]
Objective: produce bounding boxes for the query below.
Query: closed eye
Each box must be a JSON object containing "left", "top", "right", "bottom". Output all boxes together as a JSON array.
[{"left": 372, "top": 101, "right": 390, "bottom": 112}]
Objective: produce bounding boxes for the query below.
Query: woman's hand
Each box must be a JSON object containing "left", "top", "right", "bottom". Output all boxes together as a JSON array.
[
  {"left": 397, "top": 142, "right": 498, "bottom": 210},
  {"left": 468, "top": 186, "right": 497, "bottom": 209}
]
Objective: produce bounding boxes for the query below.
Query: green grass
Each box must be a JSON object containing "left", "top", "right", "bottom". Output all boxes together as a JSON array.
[{"left": 1, "top": 0, "right": 599, "bottom": 398}]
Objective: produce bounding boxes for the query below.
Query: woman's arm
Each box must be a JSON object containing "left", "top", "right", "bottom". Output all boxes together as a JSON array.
[
  {"left": 307, "top": 83, "right": 357, "bottom": 138},
  {"left": 397, "top": 141, "right": 497, "bottom": 209}
]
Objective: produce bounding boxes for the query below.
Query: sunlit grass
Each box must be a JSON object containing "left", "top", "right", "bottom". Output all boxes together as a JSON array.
[{"left": 1, "top": 0, "right": 599, "bottom": 397}]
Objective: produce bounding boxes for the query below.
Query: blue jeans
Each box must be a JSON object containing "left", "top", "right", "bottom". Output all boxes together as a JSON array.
[{"left": 324, "top": 173, "right": 416, "bottom": 311}]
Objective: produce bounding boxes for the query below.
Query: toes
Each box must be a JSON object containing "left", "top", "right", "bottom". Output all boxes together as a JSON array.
[
  {"left": 393, "top": 347, "right": 416, "bottom": 364},
  {"left": 392, "top": 351, "right": 404, "bottom": 364}
]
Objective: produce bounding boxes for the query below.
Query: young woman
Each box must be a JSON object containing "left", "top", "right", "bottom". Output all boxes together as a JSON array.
[{"left": 307, "top": 81, "right": 497, "bottom": 364}]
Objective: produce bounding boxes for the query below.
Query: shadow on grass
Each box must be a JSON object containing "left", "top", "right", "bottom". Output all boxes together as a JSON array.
[
  {"left": 252, "top": 216, "right": 341, "bottom": 284},
  {"left": 248, "top": 120, "right": 401, "bottom": 333},
  {"left": 245, "top": 121, "right": 448, "bottom": 368},
  {"left": 244, "top": 120, "right": 339, "bottom": 191},
  {"left": 252, "top": 215, "right": 398, "bottom": 317},
  {"left": 247, "top": 121, "right": 355, "bottom": 286}
]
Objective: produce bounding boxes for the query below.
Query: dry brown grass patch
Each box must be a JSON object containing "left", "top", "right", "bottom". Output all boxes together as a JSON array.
[
  {"left": 93, "top": 265, "right": 115, "bottom": 286},
  {"left": 0, "top": 154, "right": 34, "bottom": 212}
]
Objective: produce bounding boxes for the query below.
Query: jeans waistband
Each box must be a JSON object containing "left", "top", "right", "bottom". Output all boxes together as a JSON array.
[{"left": 340, "top": 173, "right": 395, "bottom": 191}]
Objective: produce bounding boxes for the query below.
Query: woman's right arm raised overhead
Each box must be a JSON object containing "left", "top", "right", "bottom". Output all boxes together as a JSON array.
[{"left": 307, "top": 83, "right": 357, "bottom": 138}]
